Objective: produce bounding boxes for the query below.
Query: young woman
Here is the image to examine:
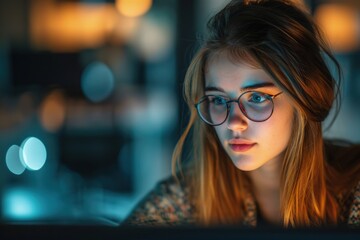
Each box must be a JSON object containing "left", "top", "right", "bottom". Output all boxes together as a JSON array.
[{"left": 123, "top": 0, "right": 360, "bottom": 227}]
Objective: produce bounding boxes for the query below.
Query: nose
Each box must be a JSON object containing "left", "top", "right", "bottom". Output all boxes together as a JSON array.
[{"left": 227, "top": 102, "right": 248, "bottom": 131}]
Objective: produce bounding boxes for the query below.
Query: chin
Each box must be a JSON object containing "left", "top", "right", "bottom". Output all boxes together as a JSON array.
[
  {"left": 231, "top": 156, "right": 260, "bottom": 172},
  {"left": 234, "top": 164, "right": 260, "bottom": 172}
]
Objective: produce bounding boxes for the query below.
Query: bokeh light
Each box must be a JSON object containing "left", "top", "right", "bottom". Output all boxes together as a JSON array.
[
  {"left": 30, "top": 1, "right": 118, "bottom": 52},
  {"left": 131, "top": 17, "right": 174, "bottom": 61},
  {"left": 39, "top": 90, "right": 66, "bottom": 133},
  {"left": 116, "top": 0, "right": 152, "bottom": 18},
  {"left": 5, "top": 145, "right": 26, "bottom": 175},
  {"left": 81, "top": 61, "right": 115, "bottom": 103},
  {"left": 21, "top": 137, "right": 47, "bottom": 171},
  {"left": 3, "top": 188, "right": 43, "bottom": 220},
  {"left": 315, "top": 3, "right": 359, "bottom": 52}
]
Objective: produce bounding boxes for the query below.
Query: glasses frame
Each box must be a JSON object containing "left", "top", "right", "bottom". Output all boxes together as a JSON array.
[{"left": 195, "top": 90, "right": 283, "bottom": 126}]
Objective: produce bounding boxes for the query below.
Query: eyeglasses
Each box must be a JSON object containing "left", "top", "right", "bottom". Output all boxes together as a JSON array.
[{"left": 195, "top": 91, "right": 283, "bottom": 126}]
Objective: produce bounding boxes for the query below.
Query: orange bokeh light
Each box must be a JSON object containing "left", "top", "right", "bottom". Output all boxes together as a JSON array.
[
  {"left": 39, "top": 90, "right": 66, "bottom": 133},
  {"left": 30, "top": 0, "right": 118, "bottom": 52},
  {"left": 315, "top": 4, "right": 359, "bottom": 53},
  {"left": 116, "top": 0, "right": 152, "bottom": 18}
]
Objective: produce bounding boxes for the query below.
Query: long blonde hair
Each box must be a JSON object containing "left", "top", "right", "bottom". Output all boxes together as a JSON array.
[{"left": 173, "top": 0, "right": 342, "bottom": 227}]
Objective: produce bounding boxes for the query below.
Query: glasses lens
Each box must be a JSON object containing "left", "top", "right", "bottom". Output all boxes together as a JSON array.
[
  {"left": 239, "top": 92, "right": 274, "bottom": 121},
  {"left": 197, "top": 96, "right": 228, "bottom": 125}
]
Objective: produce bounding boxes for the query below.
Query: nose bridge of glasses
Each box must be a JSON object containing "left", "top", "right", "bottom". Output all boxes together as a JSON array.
[{"left": 227, "top": 99, "right": 246, "bottom": 119}]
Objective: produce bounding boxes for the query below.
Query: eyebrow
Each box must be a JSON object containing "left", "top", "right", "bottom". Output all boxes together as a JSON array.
[{"left": 205, "top": 82, "right": 276, "bottom": 92}]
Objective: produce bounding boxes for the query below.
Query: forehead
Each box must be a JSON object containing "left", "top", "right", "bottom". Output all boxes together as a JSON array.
[{"left": 205, "top": 52, "right": 274, "bottom": 89}]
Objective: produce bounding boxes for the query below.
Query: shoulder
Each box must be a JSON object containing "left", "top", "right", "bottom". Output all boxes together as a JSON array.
[
  {"left": 324, "top": 140, "right": 360, "bottom": 226},
  {"left": 342, "top": 180, "right": 360, "bottom": 226},
  {"left": 121, "top": 175, "right": 195, "bottom": 226}
]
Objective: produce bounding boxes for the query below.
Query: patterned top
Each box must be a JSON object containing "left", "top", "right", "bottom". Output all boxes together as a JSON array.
[{"left": 122, "top": 175, "right": 360, "bottom": 227}]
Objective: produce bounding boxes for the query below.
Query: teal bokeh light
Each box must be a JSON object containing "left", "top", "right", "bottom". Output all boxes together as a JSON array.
[
  {"left": 81, "top": 61, "right": 115, "bottom": 103},
  {"left": 5, "top": 145, "right": 26, "bottom": 175},
  {"left": 3, "top": 188, "right": 43, "bottom": 220},
  {"left": 21, "top": 137, "right": 47, "bottom": 171}
]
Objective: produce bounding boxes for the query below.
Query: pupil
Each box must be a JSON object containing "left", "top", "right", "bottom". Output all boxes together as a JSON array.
[{"left": 253, "top": 95, "right": 261, "bottom": 102}]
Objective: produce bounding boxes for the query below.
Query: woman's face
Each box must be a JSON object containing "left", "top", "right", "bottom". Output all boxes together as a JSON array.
[{"left": 204, "top": 53, "right": 294, "bottom": 172}]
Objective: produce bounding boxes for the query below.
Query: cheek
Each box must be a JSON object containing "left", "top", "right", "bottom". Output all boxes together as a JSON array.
[
  {"left": 266, "top": 105, "right": 294, "bottom": 146},
  {"left": 214, "top": 126, "right": 227, "bottom": 143}
]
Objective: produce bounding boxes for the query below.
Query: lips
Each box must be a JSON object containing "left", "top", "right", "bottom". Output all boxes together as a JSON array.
[{"left": 228, "top": 139, "right": 256, "bottom": 152}]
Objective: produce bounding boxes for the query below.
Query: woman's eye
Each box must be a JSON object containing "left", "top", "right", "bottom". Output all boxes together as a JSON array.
[
  {"left": 248, "top": 92, "right": 267, "bottom": 103},
  {"left": 212, "top": 96, "right": 227, "bottom": 105}
]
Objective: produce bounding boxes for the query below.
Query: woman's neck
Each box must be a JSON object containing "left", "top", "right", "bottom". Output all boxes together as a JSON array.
[{"left": 246, "top": 157, "right": 282, "bottom": 225}]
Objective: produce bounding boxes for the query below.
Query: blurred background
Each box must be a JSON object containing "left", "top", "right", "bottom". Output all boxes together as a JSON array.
[{"left": 0, "top": 0, "right": 359, "bottom": 226}]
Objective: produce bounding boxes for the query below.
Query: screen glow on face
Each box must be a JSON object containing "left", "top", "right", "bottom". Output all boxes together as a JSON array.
[{"left": 203, "top": 52, "right": 294, "bottom": 172}]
